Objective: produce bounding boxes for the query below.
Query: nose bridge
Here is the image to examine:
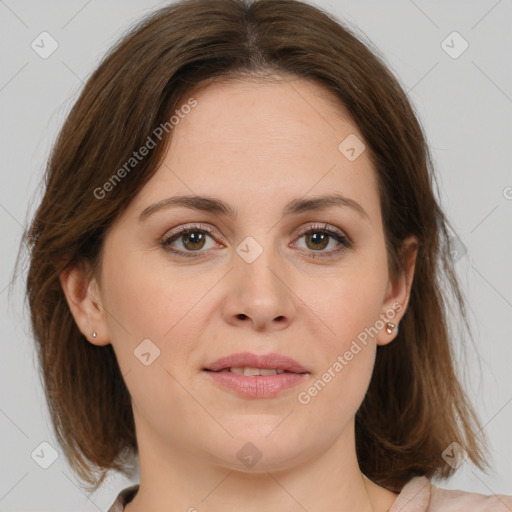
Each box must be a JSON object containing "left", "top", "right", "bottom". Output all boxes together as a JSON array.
[
  {"left": 235, "top": 233, "right": 285, "bottom": 299},
  {"left": 223, "top": 231, "right": 295, "bottom": 330}
]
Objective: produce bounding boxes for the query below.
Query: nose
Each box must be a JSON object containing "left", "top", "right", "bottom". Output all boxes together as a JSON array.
[{"left": 221, "top": 244, "right": 296, "bottom": 332}]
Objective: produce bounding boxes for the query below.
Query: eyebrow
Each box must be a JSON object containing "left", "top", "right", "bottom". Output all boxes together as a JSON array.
[{"left": 138, "top": 193, "right": 370, "bottom": 222}]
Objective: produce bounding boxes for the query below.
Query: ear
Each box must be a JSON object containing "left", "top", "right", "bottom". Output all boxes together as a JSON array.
[
  {"left": 376, "top": 235, "right": 418, "bottom": 346},
  {"left": 59, "top": 261, "right": 110, "bottom": 346}
]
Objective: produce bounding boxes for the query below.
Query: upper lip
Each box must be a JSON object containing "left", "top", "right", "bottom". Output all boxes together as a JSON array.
[{"left": 203, "top": 351, "right": 309, "bottom": 373}]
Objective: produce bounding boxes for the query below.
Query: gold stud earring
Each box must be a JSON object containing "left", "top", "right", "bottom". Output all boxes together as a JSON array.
[{"left": 385, "top": 322, "right": 398, "bottom": 335}]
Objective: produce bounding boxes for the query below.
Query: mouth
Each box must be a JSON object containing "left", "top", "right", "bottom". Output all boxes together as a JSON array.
[
  {"left": 202, "top": 352, "right": 309, "bottom": 398},
  {"left": 203, "top": 367, "right": 303, "bottom": 375},
  {"left": 202, "top": 351, "right": 309, "bottom": 374}
]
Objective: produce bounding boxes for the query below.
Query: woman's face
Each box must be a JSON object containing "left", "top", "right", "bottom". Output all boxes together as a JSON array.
[{"left": 72, "top": 76, "right": 416, "bottom": 472}]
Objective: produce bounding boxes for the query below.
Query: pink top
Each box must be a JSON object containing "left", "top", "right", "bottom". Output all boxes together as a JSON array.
[{"left": 107, "top": 476, "right": 512, "bottom": 511}]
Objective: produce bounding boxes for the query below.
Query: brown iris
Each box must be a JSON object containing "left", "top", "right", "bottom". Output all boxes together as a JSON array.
[
  {"left": 182, "top": 231, "right": 206, "bottom": 250},
  {"left": 304, "top": 232, "right": 329, "bottom": 250}
]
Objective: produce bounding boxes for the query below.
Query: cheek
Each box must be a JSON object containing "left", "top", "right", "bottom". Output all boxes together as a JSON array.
[
  {"left": 101, "top": 245, "right": 193, "bottom": 338},
  {"left": 100, "top": 248, "right": 225, "bottom": 372},
  {"left": 311, "top": 266, "right": 386, "bottom": 350},
  {"left": 295, "top": 267, "right": 384, "bottom": 410},
  {"left": 297, "top": 288, "right": 378, "bottom": 429},
  {"left": 99, "top": 253, "right": 215, "bottom": 436}
]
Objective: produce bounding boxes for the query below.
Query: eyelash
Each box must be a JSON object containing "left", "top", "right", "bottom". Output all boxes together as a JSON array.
[{"left": 160, "top": 223, "right": 351, "bottom": 259}]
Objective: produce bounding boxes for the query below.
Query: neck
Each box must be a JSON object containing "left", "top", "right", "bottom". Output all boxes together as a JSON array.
[{"left": 124, "top": 417, "right": 398, "bottom": 512}]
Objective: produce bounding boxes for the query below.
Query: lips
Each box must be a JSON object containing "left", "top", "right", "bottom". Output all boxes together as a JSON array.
[
  {"left": 203, "top": 351, "right": 309, "bottom": 399},
  {"left": 203, "top": 351, "right": 309, "bottom": 374}
]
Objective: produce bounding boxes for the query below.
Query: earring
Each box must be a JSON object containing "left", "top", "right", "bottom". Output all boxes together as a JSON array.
[
  {"left": 91, "top": 332, "right": 97, "bottom": 339},
  {"left": 385, "top": 322, "right": 398, "bottom": 335}
]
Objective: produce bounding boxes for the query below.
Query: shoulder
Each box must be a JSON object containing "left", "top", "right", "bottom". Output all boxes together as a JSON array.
[
  {"left": 390, "top": 475, "right": 512, "bottom": 512},
  {"left": 107, "top": 484, "right": 139, "bottom": 512},
  {"left": 430, "top": 480, "right": 512, "bottom": 511}
]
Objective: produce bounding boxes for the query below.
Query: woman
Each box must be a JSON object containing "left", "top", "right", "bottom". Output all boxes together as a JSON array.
[{"left": 20, "top": 0, "right": 512, "bottom": 510}]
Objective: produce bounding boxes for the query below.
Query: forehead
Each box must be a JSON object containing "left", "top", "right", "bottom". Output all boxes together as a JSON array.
[
  {"left": 124, "top": 76, "right": 381, "bottom": 225},
  {"left": 179, "top": 75, "right": 360, "bottom": 154}
]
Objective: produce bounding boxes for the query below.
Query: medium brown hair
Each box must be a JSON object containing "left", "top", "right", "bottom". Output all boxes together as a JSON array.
[{"left": 17, "top": 0, "right": 488, "bottom": 493}]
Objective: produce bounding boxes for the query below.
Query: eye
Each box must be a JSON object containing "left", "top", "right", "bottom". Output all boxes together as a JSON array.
[
  {"left": 160, "top": 222, "right": 351, "bottom": 259},
  {"left": 160, "top": 224, "right": 220, "bottom": 257},
  {"left": 292, "top": 223, "right": 351, "bottom": 258}
]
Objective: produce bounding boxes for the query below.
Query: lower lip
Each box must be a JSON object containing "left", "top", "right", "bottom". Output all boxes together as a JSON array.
[{"left": 203, "top": 370, "right": 309, "bottom": 398}]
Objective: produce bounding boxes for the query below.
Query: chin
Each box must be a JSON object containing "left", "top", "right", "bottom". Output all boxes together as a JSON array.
[{"left": 213, "top": 424, "right": 310, "bottom": 470}]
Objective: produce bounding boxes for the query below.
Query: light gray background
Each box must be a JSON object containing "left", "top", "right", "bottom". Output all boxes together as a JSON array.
[{"left": 1, "top": 0, "right": 511, "bottom": 510}]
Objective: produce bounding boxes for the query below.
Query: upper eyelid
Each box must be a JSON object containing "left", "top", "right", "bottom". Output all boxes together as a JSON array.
[
  {"left": 164, "top": 222, "right": 346, "bottom": 238},
  {"left": 295, "top": 223, "right": 346, "bottom": 238},
  {"left": 163, "top": 223, "right": 220, "bottom": 242},
  {"left": 162, "top": 222, "right": 348, "bottom": 246}
]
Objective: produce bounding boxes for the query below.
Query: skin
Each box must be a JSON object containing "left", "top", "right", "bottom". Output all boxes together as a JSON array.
[{"left": 61, "top": 75, "right": 418, "bottom": 512}]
